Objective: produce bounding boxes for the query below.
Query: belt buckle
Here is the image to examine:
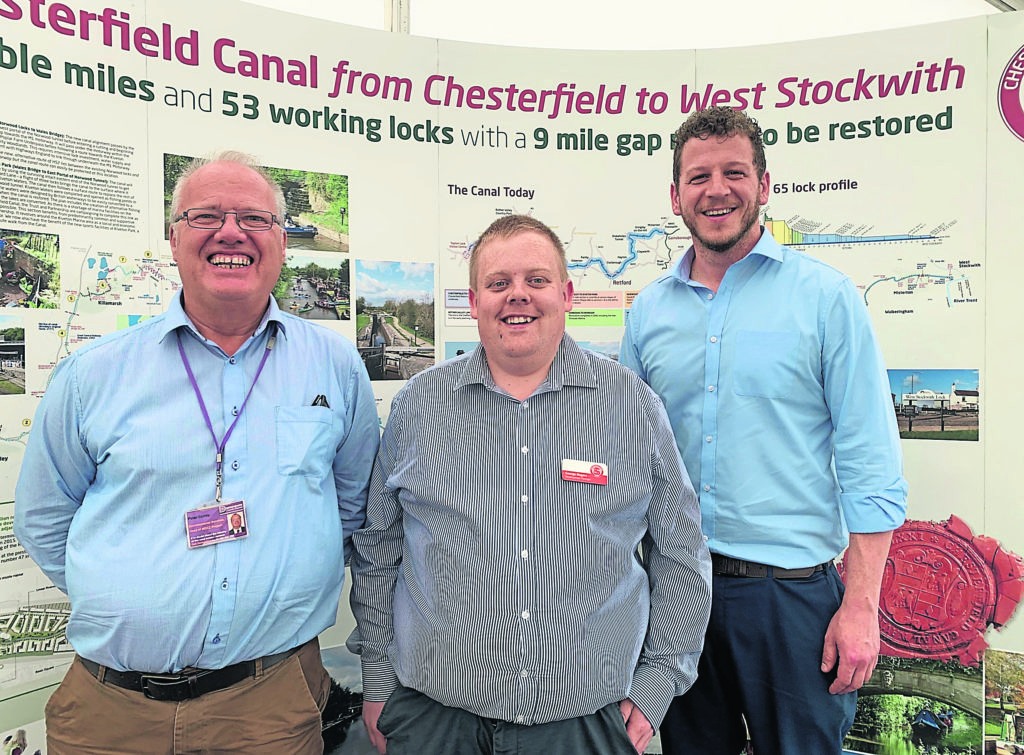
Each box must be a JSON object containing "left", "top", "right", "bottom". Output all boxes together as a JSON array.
[
  {"left": 141, "top": 671, "right": 200, "bottom": 702},
  {"left": 726, "top": 558, "right": 746, "bottom": 577}
]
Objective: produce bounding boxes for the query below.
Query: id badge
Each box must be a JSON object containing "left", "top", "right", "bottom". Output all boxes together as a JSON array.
[
  {"left": 185, "top": 500, "right": 248, "bottom": 549},
  {"left": 561, "top": 458, "right": 608, "bottom": 485}
]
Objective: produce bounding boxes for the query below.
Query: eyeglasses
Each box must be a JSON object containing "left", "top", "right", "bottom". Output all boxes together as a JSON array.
[{"left": 174, "top": 209, "right": 279, "bottom": 232}]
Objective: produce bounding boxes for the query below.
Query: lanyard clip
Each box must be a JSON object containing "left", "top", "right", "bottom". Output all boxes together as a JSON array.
[{"left": 215, "top": 452, "right": 224, "bottom": 502}]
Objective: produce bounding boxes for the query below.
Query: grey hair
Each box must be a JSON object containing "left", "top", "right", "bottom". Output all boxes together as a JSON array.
[{"left": 170, "top": 150, "right": 286, "bottom": 222}]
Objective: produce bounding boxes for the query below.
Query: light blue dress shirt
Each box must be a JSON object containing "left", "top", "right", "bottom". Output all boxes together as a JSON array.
[
  {"left": 620, "top": 231, "right": 907, "bottom": 568},
  {"left": 15, "top": 294, "right": 379, "bottom": 672}
]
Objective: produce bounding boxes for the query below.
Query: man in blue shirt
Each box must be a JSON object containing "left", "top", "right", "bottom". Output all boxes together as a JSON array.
[
  {"left": 349, "top": 215, "right": 711, "bottom": 755},
  {"left": 14, "top": 151, "right": 379, "bottom": 754},
  {"left": 620, "top": 107, "right": 908, "bottom": 755}
]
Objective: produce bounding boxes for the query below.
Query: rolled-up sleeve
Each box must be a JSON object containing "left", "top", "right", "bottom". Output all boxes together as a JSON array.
[{"left": 822, "top": 278, "right": 908, "bottom": 533}]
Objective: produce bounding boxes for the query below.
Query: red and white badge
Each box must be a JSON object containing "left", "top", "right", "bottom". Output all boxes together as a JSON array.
[{"left": 561, "top": 459, "right": 608, "bottom": 485}]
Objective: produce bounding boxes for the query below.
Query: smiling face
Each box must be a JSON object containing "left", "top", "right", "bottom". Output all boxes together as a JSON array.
[
  {"left": 671, "top": 132, "right": 769, "bottom": 261},
  {"left": 469, "top": 230, "right": 573, "bottom": 385},
  {"left": 169, "top": 161, "right": 286, "bottom": 329}
]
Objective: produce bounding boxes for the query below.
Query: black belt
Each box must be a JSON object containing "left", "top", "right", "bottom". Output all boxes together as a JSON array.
[
  {"left": 78, "top": 644, "right": 301, "bottom": 702},
  {"left": 711, "top": 553, "right": 831, "bottom": 579}
]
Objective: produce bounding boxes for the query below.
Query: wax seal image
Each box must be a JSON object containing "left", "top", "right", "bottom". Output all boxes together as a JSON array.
[{"left": 840, "top": 515, "right": 1024, "bottom": 666}]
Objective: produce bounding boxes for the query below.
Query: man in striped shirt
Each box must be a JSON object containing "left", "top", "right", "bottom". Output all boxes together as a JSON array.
[{"left": 348, "top": 215, "right": 712, "bottom": 755}]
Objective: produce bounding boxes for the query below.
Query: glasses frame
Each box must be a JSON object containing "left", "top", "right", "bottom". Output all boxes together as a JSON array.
[{"left": 174, "top": 208, "right": 281, "bottom": 232}]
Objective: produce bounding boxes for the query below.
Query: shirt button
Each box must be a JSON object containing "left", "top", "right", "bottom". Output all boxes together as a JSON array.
[
  {"left": 703, "top": 484, "right": 710, "bottom": 492},
  {"left": 231, "top": 460, "right": 240, "bottom": 470},
  {"left": 522, "top": 402, "right": 529, "bottom": 408},
  {"left": 710, "top": 336, "right": 718, "bottom": 343},
  {"left": 706, "top": 293, "right": 713, "bottom": 300},
  {"left": 229, "top": 357, "right": 236, "bottom": 364},
  {"left": 521, "top": 550, "right": 528, "bottom": 559},
  {"left": 516, "top": 716, "right": 525, "bottom": 724},
  {"left": 521, "top": 669, "right": 529, "bottom": 678},
  {"left": 707, "top": 385, "right": 715, "bottom": 392},
  {"left": 521, "top": 610, "right": 530, "bottom": 620},
  {"left": 521, "top": 495, "right": 528, "bottom": 503},
  {"left": 231, "top": 406, "right": 239, "bottom": 416},
  {"left": 704, "top": 535, "right": 709, "bottom": 541},
  {"left": 706, "top": 435, "right": 713, "bottom": 443},
  {"left": 221, "top": 579, "right": 229, "bottom": 589},
  {"left": 521, "top": 446, "right": 528, "bottom": 453},
  {"left": 212, "top": 634, "right": 221, "bottom": 644}
]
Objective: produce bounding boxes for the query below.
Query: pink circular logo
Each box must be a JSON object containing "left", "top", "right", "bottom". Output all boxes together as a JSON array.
[
  {"left": 998, "top": 42, "right": 1024, "bottom": 143},
  {"left": 590, "top": 464, "right": 603, "bottom": 476}
]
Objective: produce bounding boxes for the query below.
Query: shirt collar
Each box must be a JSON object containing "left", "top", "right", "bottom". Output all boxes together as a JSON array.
[
  {"left": 673, "top": 226, "right": 784, "bottom": 284},
  {"left": 157, "top": 292, "right": 288, "bottom": 345},
  {"left": 455, "top": 333, "right": 598, "bottom": 394}
]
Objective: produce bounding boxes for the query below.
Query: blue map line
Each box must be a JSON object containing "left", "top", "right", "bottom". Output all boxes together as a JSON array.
[
  {"left": 567, "top": 228, "right": 665, "bottom": 280},
  {"left": 862, "top": 273, "right": 957, "bottom": 307},
  {"left": 944, "top": 276, "right": 971, "bottom": 307}
]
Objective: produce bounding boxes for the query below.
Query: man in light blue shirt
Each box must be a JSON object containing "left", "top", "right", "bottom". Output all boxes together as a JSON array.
[
  {"left": 14, "top": 151, "right": 378, "bottom": 754},
  {"left": 620, "top": 107, "right": 907, "bottom": 755}
]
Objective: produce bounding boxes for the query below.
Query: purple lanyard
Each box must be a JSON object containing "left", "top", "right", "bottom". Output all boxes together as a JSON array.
[{"left": 176, "top": 323, "right": 277, "bottom": 501}]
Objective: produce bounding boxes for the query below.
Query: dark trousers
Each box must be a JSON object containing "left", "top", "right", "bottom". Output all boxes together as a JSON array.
[
  {"left": 378, "top": 685, "right": 638, "bottom": 755},
  {"left": 660, "top": 565, "right": 856, "bottom": 755}
]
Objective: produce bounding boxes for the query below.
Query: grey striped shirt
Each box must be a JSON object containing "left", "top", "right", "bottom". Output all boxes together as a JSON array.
[{"left": 348, "top": 334, "right": 711, "bottom": 728}]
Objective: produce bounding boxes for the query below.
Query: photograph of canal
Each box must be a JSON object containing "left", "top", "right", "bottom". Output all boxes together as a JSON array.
[
  {"left": 844, "top": 656, "right": 982, "bottom": 754},
  {"left": 0, "top": 317, "right": 25, "bottom": 395},
  {"left": 355, "top": 261, "right": 435, "bottom": 381},
  {"left": 275, "top": 254, "right": 350, "bottom": 321},
  {"left": 984, "top": 649, "right": 1024, "bottom": 754},
  {"left": 0, "top": 228, "right": 59, "bottom": 309},
  {"left": 888, "top": 369, "right": 980, "bottom": 442}
]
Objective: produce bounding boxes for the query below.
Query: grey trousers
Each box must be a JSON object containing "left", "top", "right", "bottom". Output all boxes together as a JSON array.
[{"left": 377, "top": 685, "right": 638, "bottom": 755}]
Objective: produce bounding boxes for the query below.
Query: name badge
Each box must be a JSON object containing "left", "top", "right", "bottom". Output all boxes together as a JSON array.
[
  {"left": 185, "top": 500, "right": 248, "bottom": 549},
  {"left": 561, "top": 459, "right": 608, "bottom": 486}
]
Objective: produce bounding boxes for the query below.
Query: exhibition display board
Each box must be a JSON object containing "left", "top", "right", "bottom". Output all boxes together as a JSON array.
[{"left": 1, "top": 1, "right": 1023, "bottom": 751}]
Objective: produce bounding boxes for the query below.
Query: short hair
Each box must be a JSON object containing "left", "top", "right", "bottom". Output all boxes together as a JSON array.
[
  {"left": 672, "top": 107, "right": 766, "bottom": 186},
  {"left": 469, "top": 214, "right": 568, "bottom": 289},
  {"left": 170, "top": 150, "right": 286, "bottom": 223}
]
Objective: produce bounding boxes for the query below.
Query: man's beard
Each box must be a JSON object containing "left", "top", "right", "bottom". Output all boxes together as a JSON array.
[{"left": 688, "top": 202, "right": 761, "bottom": 254}]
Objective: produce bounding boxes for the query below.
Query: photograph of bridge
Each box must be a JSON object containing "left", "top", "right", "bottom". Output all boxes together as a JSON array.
[{"left": 844, "top": 656, "right": 982, "bottom": 754}]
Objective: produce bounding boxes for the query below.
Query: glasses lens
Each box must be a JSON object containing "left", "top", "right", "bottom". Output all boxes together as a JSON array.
[
  {"left": 184, "top": 210, "right": 275, "bottom": 231},
  {"left": 187, "top": 210, "right": 225, "bottom": 228},
  {"left": 237, "top": 212, "right": 274, "bottom": 231}
]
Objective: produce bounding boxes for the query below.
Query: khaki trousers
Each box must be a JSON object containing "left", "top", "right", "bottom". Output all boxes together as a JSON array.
[{"left": 45, "top": 638, "right": 330, "bottom": 755}]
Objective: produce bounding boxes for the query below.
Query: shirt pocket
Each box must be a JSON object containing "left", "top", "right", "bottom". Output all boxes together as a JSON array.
[
  {"left": 733, "top": 329, "right": 801, "bottom": 398},
  {"left": 276, "top": 406, "right": 335, "bottom": 477}
]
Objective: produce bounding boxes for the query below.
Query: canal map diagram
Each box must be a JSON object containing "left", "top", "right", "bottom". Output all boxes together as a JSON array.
[
  {"left": 64, "top": 246, "right": 180, "bottom": 316},
  {"left": 444, "top": 207, "right": 688, "bottom": 297},
  {"left": 0, "top": 411, "right": 32, "bottom": 510},
  {"left": 444, "top": 206, "right": 980, "bottom": 330},
  {"left": 18, "top": 246, "right": 182, "bottom": 397},
  {"left": 561, "top": 220, "right": 686, "bottom": 287},
  {"left": 766, "top": 214, "right": 982, "bottom": 321}
]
